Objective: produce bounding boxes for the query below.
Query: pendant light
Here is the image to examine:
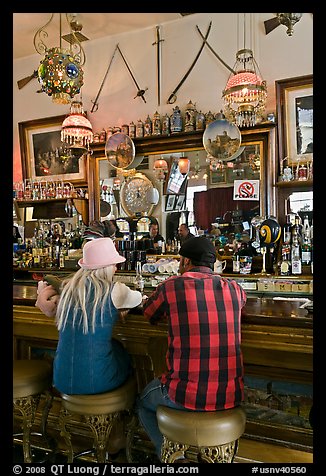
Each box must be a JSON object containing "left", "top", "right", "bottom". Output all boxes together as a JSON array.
[
  {"left": 222, "top": 14, "right": 267, "bottom": 127},
  {"left": 33, "top": 13, "right": 85, "bottom": 104},
  {"left": 61, "top": 99, "right": 94, "bottom": 149}
]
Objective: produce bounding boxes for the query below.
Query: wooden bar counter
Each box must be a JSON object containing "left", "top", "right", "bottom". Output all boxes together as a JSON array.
[{"left": 13, "top": 282, "right": 313, "bottom": 458}]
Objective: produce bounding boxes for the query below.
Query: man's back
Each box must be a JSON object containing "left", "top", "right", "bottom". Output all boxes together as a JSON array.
[{"left": 143, "top": 266, "right": 246, "bottom": 410}]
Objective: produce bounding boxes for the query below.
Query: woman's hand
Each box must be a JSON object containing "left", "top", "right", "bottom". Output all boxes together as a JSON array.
[
  {"left": 118, "top": 309, "right": 130, "bottom": 324},
  {"left": 35, "top": 281, "right": 60, "bottom": 318}
]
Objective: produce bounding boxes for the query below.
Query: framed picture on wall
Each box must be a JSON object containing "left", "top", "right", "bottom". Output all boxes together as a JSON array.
[
  {"left": 18, "top": 114, "right": 87, "bottom": 185},
  {"left": 210, "top": 168, "right": 227, "bottom": 185},
  {"left": 174, "top": 194, "right": 185, "bottom": 211},
  {"left": 165, "top": 194, "right": 176, "bottom": 212},
  {"left": 276, "top": 74, "right": 313, "bottom": 166}
]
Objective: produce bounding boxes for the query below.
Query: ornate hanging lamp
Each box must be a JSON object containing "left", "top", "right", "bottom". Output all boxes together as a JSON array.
[
  {"left": 33, "top": 13, "right": 85, "bottom": 104},
  {"left": 222, "top": 14, "right": 267, "bottom": 127},
  {"left": 61, "top": 100, "right": 93, "bottom": 148}
]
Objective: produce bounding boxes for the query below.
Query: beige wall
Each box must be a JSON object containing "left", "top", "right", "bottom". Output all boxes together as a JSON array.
[{"left": 13, "top": 13, "right": 313, "bottom": 182}]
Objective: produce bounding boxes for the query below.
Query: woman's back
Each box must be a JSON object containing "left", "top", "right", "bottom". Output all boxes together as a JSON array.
[{"left": 54, "top": 290, "right": 132, "bottom": 394}]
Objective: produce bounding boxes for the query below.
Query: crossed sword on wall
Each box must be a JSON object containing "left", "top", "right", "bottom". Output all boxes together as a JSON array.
[{"left": 91, "top": 22, "right": 234, "bottom": 112}]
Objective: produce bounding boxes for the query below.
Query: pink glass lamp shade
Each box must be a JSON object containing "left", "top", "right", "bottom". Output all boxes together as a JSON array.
[
  {"left": 61, "top": 101, "right": 93, "bottom": 147},
  {"left": 222, "top": 48, "right": 267, "bottom": 127},
  {"left": 178, "top": 158, "right": 190, "bottom": 175}
]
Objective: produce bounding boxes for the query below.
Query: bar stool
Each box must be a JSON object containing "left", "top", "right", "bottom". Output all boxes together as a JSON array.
[
  {"left": 157, "top": 405, "right": 246, "bottom": 463},
  {"left": 59, "top": 374, "right": 137, "bottom": 463},
  {"left": 13, "top": 359, "right": 53, "bottom": 463}
]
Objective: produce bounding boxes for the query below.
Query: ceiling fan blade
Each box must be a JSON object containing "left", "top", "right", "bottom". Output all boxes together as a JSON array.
[
  {"left": 264, "top": 16, "right": 281, "bottom": 35},
  {"left": 17, "top": 70, "right": 38, "bottom": 90}
]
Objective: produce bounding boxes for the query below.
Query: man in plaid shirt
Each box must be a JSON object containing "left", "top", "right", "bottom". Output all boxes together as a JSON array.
[{"left": 137, "top": 235, "right": 246, "bottom": 460}]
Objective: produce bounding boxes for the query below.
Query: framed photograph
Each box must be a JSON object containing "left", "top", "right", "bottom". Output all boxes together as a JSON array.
[
  {"left": 18, "top": 114, "right": 87, "bottom": 185},
  {"left": 210, "top": 167, "right": 227, "bottom": 185},
  {"left": 174, "top": 194, "right": 185, "bottom": 211},
  {"left": 165, "top": 194, "right": 176, "bottom": 212},
  {"left": 276, "top": 74, "right": 313, "bottom": 165}
]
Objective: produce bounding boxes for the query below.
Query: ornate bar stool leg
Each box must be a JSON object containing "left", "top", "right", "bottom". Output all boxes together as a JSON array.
[
  {"left": 199, "top": 440, "right": 237, "bottom": 463},
  {"left": 86, "top": 413, "right": 119, "bottom": 463},
  {"left": 40, "top": 390, "right": 55, "bottom": 450},
  {"left": 59, "top": 408, "right": 74, "bottom": 463},
  {"left": 161, "top": 437, "right": 189, "bottom": 463},
  {"left": 125, "top": 413, "right": 139, "bottom": 463},
  {"left": 14, "top": 394, "right": 40, "bottom": 463}
]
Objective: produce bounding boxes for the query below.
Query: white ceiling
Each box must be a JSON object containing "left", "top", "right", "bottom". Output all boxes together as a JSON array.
[{"left": 13, "top": 13, "right": 188, "bottom": 60}]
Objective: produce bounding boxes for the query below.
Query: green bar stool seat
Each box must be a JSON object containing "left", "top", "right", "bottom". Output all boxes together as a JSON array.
[
  {"left": 156, "top": 405, "right": 246, "bottom": 463},
  {"left": 59, "top": 375, "right": 137, "bottom": 463}
]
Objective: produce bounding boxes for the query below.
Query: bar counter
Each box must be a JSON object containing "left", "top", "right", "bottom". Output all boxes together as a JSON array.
[{"left": 13, "top": 283, "right": 313, "bottom": 453}]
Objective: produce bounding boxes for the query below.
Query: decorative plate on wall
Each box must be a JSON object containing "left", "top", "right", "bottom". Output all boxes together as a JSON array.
[
  {"left": 203, "top": 115, "right": 242, "bottom": 161},
  {"left": 105, "top": 132, "right": 135, "bottom": 169}
]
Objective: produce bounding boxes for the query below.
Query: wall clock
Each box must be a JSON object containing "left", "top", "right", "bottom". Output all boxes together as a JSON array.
[{"left": 120, "top": 173, "right": 156, "bottom": 217}]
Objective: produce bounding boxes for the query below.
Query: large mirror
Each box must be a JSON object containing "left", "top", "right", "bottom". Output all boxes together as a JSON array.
[{"left": 90, "top": 124, "right": 276, "bottom": 233}]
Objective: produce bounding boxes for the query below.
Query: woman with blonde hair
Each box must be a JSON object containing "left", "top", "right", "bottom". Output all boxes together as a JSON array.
[{"left": 36, "top": 237, "right": 142, "bottom": 395}]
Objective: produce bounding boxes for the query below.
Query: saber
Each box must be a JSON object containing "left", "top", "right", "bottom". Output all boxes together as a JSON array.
[
  {"left": 167, "top": 21, "right": 212, "bottom": 104},
  {"left": 91, "top": 44, "right": 119, "bottom": 113},
  {"left": 152, "top": 25, "right": 164, "bottom": 107},
  {"left": 196, "top": 25, "right": 235, "bottom": 74},
  {"left": 117, "top": 44, "right": 147, "bottom": 103}
]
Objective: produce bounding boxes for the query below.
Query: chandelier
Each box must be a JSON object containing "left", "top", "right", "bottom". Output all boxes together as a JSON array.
[
  {"left": 61, "top": 100, "right": 93, "bottom": 148},
  {"left": 222, "top": 14, "right": 267, "bottom": 127},
  {"left": 33, "top": 13, "right": 85, "bottom": 104}
]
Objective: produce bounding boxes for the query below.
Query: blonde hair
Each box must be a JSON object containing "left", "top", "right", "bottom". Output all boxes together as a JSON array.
[{"left": 56, "top": 265, "right": 116, "bottom": 334}]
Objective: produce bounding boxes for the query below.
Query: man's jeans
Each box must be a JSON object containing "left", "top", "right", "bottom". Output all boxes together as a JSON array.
[{"left": 136, "top": 378, "right": 192, "bottom": 459}]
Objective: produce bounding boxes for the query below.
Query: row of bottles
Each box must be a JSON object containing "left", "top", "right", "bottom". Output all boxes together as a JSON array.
[
  {"left": 13, "top": 220, "right": 85, "bottom": 269},
  {"left": 279, "top": 214, "right": 313, "bottom": 275}
]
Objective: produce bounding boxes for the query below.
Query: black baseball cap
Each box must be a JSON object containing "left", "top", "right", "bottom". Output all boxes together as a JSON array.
[{"left": 179, "top": 236, "right": 216, "bottom": 264}]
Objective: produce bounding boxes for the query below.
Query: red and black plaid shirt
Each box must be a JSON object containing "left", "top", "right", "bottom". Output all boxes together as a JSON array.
[{"left": 143, "top": 266, "right": 246, "bottom": 410}]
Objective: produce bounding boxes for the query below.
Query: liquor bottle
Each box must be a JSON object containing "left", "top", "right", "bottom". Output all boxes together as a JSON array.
[
  {"left": 283, "top": 214, "right": 292, "bottom": 244},
  {"left": 291, "top": 236, "right": 302, "bottom": 275},
  {"left": 301, "top": 215, "right": 311, "bottom": 265},
  {"left": 280, "top": 243, "right": 291, "bottom": 275},
  {"left": 302, "top": 215, "right": 311, "bottom": 239},
  {"left": 291, "top": 215, "right": 302, "bottom": 246},
  {"left": 135, "top": 261, "right": 144, "bottom": 294}
]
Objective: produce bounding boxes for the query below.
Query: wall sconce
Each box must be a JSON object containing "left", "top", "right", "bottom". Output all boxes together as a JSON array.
[
  {"left": 153, "top": 158, "right": 168, "bottom": 182},
  {"left": 33, "top": 13, "right": 85, "bottom": 104},
  {"left": 178, "top": 157, "right": 190, "bottom": 175}
]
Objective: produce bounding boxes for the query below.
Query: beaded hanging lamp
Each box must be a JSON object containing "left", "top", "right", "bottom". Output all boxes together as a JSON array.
[
  {"left": 34, "top": 13, "right": 85, "bottom": 104},
  {"left": 61, "top": 100, "right": 93, "bottom": 147},
  {"left": 222, "top": 14, "right": 267, "bottom": 127}
]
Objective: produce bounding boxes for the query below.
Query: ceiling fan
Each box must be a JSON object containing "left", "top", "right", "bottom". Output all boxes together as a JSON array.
[
  {"left": 17, "top": 16, "right": 89, "bottom": 91},
  {"left": 264, "top": 13, "right": 305, "bottom": 36}
]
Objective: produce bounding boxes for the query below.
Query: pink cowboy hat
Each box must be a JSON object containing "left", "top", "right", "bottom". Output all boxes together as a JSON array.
[{"left": 78, "top": 238, "right": 126, "bottom": 270}]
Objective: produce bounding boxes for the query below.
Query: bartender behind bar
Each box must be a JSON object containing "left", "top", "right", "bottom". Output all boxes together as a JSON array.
[{"left": 144, "top": 223, "right": 165, "bottom": 254}]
